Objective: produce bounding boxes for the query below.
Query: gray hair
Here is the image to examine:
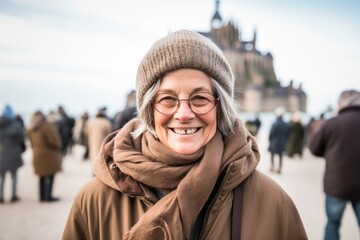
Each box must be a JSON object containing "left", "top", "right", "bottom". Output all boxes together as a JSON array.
[
  {"left": 338, "top": 89, "right": 360, "bottom": 111},
  {"left": 132, "top": 78, "right": 240, "bottom": 138}
]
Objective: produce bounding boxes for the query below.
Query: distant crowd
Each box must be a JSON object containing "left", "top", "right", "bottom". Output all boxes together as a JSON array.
[
  {"left": 244, "top": 108, "right": 328, "bottom": 174},
  {"left": 0, "top": 90, "right": 137, "bottom": 203},
  {"left": 266, "top": 108, "right": 326, "bottom": 174}
]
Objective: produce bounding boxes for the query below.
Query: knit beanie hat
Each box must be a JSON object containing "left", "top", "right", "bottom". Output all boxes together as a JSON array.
[{"left": 136, "top": 30, "right": 234, "bottom": 108}]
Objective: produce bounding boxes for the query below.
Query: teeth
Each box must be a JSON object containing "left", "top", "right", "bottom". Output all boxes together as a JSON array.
[{"left": 173, "top": 128, "right": 197, "bottom": 135}]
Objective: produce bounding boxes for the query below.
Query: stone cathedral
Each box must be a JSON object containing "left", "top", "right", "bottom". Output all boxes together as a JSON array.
[{"left": 198, "top": 0, "right": 307, "bottom": 112}]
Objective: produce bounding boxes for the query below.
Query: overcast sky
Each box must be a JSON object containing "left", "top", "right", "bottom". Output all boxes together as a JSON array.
[{"left": 0, "top": 0, "right": 359, "bottom": 119}]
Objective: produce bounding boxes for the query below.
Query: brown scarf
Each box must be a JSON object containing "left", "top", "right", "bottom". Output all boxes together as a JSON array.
[{"left": 112, "top": 119, "right": 259, "bottom": 240}]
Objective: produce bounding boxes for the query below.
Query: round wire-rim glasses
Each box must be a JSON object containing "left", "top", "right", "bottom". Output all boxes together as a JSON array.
[{"left": 153, "top": 92, "right": 219, "bottom": 115}]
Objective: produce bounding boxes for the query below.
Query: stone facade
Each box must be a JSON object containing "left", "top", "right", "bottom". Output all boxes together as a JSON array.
[{"left": 198, "top": 0, "right": 307, "bottom": 113}]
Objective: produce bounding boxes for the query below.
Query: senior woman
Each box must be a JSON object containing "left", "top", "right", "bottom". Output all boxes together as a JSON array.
[{"left": 62, "top": 30, "right": 307, "bottom": 240}]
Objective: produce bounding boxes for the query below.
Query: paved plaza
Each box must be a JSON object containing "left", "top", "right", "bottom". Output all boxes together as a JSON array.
[{"left": 0, "top": 137, "right": 358, "bottom": 240}]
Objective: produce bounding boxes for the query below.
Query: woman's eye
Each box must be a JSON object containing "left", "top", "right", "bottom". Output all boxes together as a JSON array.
[
  {"left": 192, "top": 95, "right": 209, "bottom": 100},
  {"left": 159, "top": 96, "right": 177, "bottom": 105},
  {"left": 191, "top": 95, "right": 211, "bottom": 105}
]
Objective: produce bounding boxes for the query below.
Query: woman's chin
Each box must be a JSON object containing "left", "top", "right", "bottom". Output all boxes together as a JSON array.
[{"left": 169, "top": 143, "right": 202, "bottom": 155}]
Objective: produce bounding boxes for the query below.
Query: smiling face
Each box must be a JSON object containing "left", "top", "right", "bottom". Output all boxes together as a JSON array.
[{"left": 153, "top": 68, "right": 217, "bottom": 155}]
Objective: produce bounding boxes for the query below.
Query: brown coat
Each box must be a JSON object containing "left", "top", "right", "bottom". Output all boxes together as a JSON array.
[
  {"left": 309, "top": 106, "right": 360, "bottom": 200},
  {"left": 63, "top": 131, "right": 307, "bottom": 240},
  {"left": 63, "top": 170, "right": 307, "bottom": 240},
  {"left": 27, "top": 121, "right": 62, "bottom": 176}
]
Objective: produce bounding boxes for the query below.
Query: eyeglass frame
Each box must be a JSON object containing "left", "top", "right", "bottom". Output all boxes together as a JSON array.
[{"left": 152, "top": 92, "right": 219, "bottom": 115}]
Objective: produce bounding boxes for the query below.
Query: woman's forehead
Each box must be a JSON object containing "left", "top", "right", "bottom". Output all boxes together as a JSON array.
[{"left": 159, "top": 69, "right": 212, "bottom": 93}]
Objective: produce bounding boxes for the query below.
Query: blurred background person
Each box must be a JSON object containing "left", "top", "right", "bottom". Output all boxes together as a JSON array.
[
  {"left": 113, "top": 89, "right": 137, "bottom": 130},
  {"left": 27, "top": 111, "right": 62, "bottom": 202},
  {"left": 57, "top": 105, "right": 75, "bottom": 155},
  {"left": 15, "top": 113, "right": 25, "bottom": 129},
  {"left": 286, "top": 111, "right": 305, "bottom": 159},
  {"left": 73, "top": 111, "right": 90, "bottom": 160},
  {"left": 304, "top": 116, "right": 315, "bottom": 147},
  {"left": 309, "top": 89, "right": 360, "bottom": 240},
  {"left": 0, "top": 105, "right": 24, "bottom": 203},
  {"left": 268, "top": 106, "right": 289, "bottom": 174},
  {"left": 307, "top": 112, "right": 326, "bottom": 139},
  {"left": 15, "top": 113, "right": 27, "bottom": 153},
  {"left": 244, "top": 113, "right": 261, "bottom": 137},
  {"left": 85, "top": 107, "right": 112, "bottom": 167},
  {"left": 253, "top": 113, "right": 261, "bottom": 135}
]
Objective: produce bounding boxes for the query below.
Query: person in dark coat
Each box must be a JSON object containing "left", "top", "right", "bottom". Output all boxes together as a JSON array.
[
  {"left": 73, "top": 111, "right": 90, "bottom": 160},
  {"left": 27, "top": 111, "right": 62, "bottom": 202},
  {"left": 268, "top": 107, "right": 289, "bottom": 174},
  {"left": 286, "top": 111, "right": 305, "bottom": 158},
  {"left": 113, "top": 90, "right": 137, "bottom": 130},
  {"left": 57, "top": 106, "right": 74, "bottom": 155},
  {"left": 0, "top": 105, "right": 24, "bottom": 203},
  {"left": 309, "top": 89, "right": 360, "bottom": 240}
]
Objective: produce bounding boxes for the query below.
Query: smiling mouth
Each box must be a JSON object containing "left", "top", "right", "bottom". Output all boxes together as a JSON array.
[{"left": 171, "top": 128, "right": 200, "bottom": 135}]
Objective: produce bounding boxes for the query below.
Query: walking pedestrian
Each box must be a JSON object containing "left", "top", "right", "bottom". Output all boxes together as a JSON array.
[
  {"left": 27, "top": 111, "right": 62, "bottom": 202},
  {"left": 309, "top": 89, "right": 360, "bottom": 240},
  {"left": 0, "top": 105, "right": 24, "bottom": 203},
  {"left": 268, "top": 106, "right": 289, "bottom": 174},
  {"left": 62, "top": 30, "right": 307, "bottom": 240},
  {"left": 286, "top": 111, "right": 305, "bottom": 159}
]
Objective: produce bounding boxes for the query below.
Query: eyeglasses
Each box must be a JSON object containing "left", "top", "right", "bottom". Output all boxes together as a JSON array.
[{"left": 153, "top": 92, "right": 219, "bottom": 115}]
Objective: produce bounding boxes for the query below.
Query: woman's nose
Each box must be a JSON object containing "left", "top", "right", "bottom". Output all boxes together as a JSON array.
[{"left": 173, "top": 101, "right": 195, "bottom": 121}]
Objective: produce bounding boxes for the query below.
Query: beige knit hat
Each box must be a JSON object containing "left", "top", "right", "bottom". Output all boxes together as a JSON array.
[{"left": 136, "top": 30, "right": 234, "bottom": 108}]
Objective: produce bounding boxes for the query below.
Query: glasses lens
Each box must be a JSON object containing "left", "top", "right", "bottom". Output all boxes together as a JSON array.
[
  {"left": 153, "top": 94, "right": 178, "bottom": 115},
  {"left": 189, "top": 93, "right": 217, "bottom": 114},
  {"left": 153, "top": 93, "right": 218, "bottom": 115}
]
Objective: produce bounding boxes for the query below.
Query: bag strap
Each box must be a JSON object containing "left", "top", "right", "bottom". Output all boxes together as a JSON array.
[{"left": 232, "top": 181, "right": 245, "bottom": 240}]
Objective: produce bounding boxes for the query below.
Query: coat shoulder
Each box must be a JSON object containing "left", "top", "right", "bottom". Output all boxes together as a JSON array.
[
  {"left": 64, "top": 178, "right": 147, "bottom": 240},
  {"left": 245, "top": 171, "right": 290, "bottom": 201},
  {"left": 75, "top": 178, "right": 118, "bottom": 204},
  {"left": 241, "top": 171, "right": 308, "bottom": 239}
]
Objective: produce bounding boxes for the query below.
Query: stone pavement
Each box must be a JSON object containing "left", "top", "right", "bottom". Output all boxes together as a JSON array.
[{"left": 0, "top": 141, "right": 359, "bottom": 240}]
